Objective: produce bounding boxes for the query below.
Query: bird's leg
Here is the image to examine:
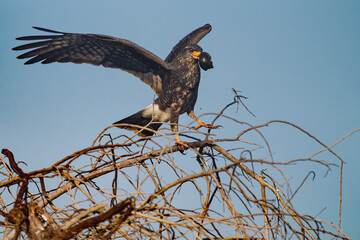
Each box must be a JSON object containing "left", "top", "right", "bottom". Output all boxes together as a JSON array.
[
  {"left": 188, "top": 111, "right": 218, "bottom": 130},
  {"left": 176, "top": 135, "right": 188, "bottom": 148},
  {"left": 170, "top": 118, "right": 187, "bottom": 150}
]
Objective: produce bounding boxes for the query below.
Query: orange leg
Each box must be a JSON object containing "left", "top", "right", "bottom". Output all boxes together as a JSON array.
[
  {"left": 171, "top": 120, "right": 188, "bottom": 150},
  {"left": 188, "top": 111, "right": 218, "bottom": 130},
  {"left": 193, "top": 118, "right": 218, "bottom": 130},
  {"left": 175, "top": 135, "right": 188, "bottom": 150}
]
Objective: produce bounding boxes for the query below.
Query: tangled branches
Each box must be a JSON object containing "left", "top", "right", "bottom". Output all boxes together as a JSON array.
[{"left": 0, "top": 95, "right": 352, "bottom": 239}]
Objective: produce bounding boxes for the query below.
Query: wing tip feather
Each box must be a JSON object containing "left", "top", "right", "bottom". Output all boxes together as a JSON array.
[
  {"left": 203, "top": 23, "right": 212, "bottom": 30},
  {"left": 32, "top": 26, "right": 63, "bottom": 34}
]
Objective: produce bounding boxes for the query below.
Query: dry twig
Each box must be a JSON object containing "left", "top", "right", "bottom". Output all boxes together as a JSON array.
[{"left": 0, "top": 94, "right": 351, "bottom": 240}]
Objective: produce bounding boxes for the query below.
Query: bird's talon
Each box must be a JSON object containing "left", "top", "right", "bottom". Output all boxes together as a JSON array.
[
  {"left": 194, "top": 125, "right": 202, "bottom": 130},
  {"left": 207, "top": 124, "right": 218, "bottom": 129},
  {"left": 194, "top": 123, "right": 218, "bottom": 130},
  {"left": 176, "top": 141, "right": 188, "bottom": 151}
]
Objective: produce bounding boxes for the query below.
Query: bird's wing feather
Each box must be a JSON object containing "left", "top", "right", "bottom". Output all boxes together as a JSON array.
[
  {"left": 165, "top": 24, "right": 212, "bottom": 63},
  {"left": 13, "top": 27, "right": 169, "bottom": 95}
]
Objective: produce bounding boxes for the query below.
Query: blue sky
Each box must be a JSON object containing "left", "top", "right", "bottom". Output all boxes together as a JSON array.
[{"left": 1, "top": 1, "right": 359, "bottom": 238}]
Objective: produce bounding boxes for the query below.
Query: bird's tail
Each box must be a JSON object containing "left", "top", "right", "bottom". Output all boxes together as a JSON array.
[{"left": 113, "top": 104, "right": 169, "bottom": 136}]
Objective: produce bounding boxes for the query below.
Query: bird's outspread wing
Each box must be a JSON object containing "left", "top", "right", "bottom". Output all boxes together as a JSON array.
[
  {"left": 165, "top": 24, "right": 212, "bottom": 63},
  {"left": 13, "top": 27, "right": 170, "bottom": 95}
]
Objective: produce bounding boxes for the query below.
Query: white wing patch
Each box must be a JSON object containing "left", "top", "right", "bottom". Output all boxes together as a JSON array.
[{"left": 142, "top": 104, "right": 170, "bottom": 122}]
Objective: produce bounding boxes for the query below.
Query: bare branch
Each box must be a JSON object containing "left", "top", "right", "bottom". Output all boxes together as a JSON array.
[{"left": 0, "top": 95, "right": 352, "bottom": 239}]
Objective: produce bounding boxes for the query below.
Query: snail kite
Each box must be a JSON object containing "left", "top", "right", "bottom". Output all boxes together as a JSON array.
[{"left": 13, "top": 24, "right": 215, "bottom": 144}]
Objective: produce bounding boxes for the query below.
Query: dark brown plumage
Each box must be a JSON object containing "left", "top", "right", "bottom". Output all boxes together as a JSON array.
[{"left": 13, "top": 24, "right": 215, "bottom": 143}]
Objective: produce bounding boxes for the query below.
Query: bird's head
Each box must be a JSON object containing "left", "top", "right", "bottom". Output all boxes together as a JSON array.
[
  {"left": 183, "top": 44, "right": 203, "bottom": 60},
  {"left": 182, "top": 44, "right": 214, "bottom": 71}
]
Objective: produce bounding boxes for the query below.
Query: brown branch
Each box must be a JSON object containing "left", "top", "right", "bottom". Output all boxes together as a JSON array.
[
  {"left": 64, "top": 197, "right": 135, "bottom": 238},
  {"left": 0, "top": 98, "right": 351, "bottom": 239}
]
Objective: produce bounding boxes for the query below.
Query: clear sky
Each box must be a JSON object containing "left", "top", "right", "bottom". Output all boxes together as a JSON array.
[{"left": 1, "top": 1, "right": 359, "bottom": 238}]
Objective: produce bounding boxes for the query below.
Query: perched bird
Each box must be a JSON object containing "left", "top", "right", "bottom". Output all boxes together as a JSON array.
[{"left": 13, "top": 24, "right": 215, "bottom": 144}]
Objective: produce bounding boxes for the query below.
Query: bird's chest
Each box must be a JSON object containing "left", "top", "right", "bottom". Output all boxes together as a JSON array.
[{"left": 159, "top": 64, "right": 200, "bottom": 113}]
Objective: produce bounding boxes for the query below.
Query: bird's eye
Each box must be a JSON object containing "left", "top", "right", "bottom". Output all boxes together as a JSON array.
[{"left": 189, "top": 48, "right": 194, "bottom": 53}]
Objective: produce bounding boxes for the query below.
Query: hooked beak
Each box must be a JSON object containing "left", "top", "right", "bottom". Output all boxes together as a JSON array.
[{"left": 191, "top": 51, "right": 201, "bottom": 60}]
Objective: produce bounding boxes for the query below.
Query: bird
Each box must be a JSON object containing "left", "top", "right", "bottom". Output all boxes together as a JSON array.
[{"left": 13, "top": 24, "right": 216, "bottom": 145}]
